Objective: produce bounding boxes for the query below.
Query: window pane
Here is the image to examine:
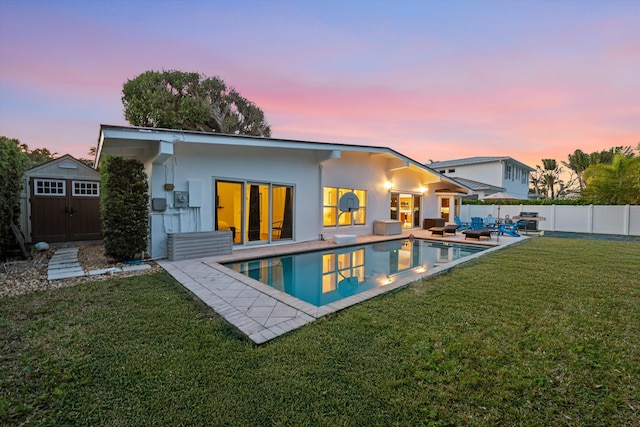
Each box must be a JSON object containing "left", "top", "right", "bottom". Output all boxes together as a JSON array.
[
  {"left": 323, "top": 187, "right": 337, "bottom": 206},
  {"left": 338, "top": 211, "right": 351, "bottom": 226},
  {"left": 272, "top": 185, "right": 293, "bottom": 241},
  {"left": 323, "top": 207, "right": 337, "bottom": 227},
  {"left": 354, "top": 189, "right": 366, "bottom": 206},
  {"left": 216, "top": 181, "right": 242, "bottom": 244},
  {"left": 353, "top": 208, "right": 366, "bottom": 225}
]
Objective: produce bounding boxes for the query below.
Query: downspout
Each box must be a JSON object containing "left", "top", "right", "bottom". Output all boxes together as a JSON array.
[{"left": 319, "top": 163, "right": 324, "bottom": 240}]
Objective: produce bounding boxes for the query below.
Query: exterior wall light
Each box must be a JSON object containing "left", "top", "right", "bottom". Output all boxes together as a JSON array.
[{"left": 384, "top": 181, "right": 394, "bottom": 191}]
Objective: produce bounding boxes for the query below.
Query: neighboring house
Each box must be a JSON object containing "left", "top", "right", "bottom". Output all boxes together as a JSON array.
[
  {"left": 447, "top": 177, "right": 503, "bottom": 200},
  {"left": 20, "top": 154, "right": 102, "bottom": 243},
  {"left": 427, "top": 156, "right": 534, "bottom": 200},
  {"left": 96, "top": 125, "right": 472, "bottom": 259}
]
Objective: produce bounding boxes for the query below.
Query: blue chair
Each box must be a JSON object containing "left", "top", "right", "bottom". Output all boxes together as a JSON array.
[
  {"left": 454, "top": 216, "right": 471, "bottom": 230},
  {"left": 484, "top": 215, "right": 497, "bottom": 229},
  {"left": 498, "top": 220, "right": 527, "bottom": 237},
  {"left": 471, "top": 217, "right": 484, "bottom": 230}
]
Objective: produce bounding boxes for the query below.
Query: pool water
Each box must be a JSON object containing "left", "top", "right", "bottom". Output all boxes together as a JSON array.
[{"left": 225, "top": 239, "right": 487, "bottom": 307}]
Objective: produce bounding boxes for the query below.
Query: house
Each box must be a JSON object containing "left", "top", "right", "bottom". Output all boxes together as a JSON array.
[
  {"left": 427, "top": 157, "right": 534, "bottom": 200},
  {"left": 20, "top": 154, "right": 102, "bottom": 243},
  {"left": 95, "top": 125, "right": 472, "bottom": 259}
]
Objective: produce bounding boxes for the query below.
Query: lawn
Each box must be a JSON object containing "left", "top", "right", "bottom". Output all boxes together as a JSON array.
[{"left": 1, "top": 237, "right": 639, "bottom": 426}]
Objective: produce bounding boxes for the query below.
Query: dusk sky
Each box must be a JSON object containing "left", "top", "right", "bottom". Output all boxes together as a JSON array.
[{"left": 1, "top": 0, "right": 638, "bottom": 170}]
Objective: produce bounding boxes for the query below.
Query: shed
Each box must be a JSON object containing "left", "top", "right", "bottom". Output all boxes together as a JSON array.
[{"left": 20, "top": 155, "right": 102, "bottom": 243}]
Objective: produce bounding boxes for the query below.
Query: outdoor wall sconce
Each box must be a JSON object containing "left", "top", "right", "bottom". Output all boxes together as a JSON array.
[
  {"left": 419, "top": 186, "right": 427, "bottom": 193},
  {"left": 384, "top": 181, "right": 394, "bottom": 191}
]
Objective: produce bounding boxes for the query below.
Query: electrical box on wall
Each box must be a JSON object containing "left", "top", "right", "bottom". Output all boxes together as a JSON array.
[
  {"left": 187, "top": 180, "right": 202, "bottom": 207},
  {"left": 151, "top": 198, "right": 167, "bottom": 211},
  {"left": 174, "top": 191, "right": 189, "bottom": 208}
]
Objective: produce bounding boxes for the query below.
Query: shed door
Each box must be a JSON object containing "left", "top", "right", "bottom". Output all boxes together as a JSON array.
[{"left": 30, "top": 178, "right": 102, "bottom": 242}]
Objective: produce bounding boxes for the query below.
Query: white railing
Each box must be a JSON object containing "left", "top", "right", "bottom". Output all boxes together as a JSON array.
[{"left": 461, "top": 204, "right": 640, "bottom": 236}]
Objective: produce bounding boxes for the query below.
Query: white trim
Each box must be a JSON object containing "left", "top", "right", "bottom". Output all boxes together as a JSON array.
[
  {"left": 72, "top": 180, "right": 100, "bottom": 197},
  {"left": 34, "top": 179, "right": 66, "bottom": 196}
]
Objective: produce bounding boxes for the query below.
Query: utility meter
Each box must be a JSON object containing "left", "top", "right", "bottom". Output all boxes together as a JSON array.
[{"left": 174, "top": 191, "right": 189, "bottom": 208}]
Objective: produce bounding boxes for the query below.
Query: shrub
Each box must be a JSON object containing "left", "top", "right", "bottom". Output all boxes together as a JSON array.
[
  {"left": 0, "top": 137, "right": 29, "bottom": 257},
  {"left": 100, "top": 156, "right": 149, "bottom": 260}
]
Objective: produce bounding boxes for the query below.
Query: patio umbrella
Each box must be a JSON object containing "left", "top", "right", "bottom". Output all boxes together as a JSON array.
[{"left": 483, "top": 192, "right": 520, "bottom": 241}]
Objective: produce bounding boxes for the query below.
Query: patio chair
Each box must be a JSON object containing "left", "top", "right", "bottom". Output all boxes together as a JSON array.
[
  {"left": 471, "top": 217, "right": 484, "bottom": 230},
  {"left": 498, "top": 220, "right": 526, "bottom": 237},
  {"left": 454, "top": 216, "right": 471, "bottom": 230},
  {"left": 484, "top": 215, "right": 497, "bottom": 229}
]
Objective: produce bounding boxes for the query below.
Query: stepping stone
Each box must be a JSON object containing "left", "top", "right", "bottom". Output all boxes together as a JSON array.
[
  {"left": 88, "top": 267, "right": 121, "bottom": 276},
  {"left": 121, "top": 264, "right": 151, "bottom": 272},
  {"left": 48, "top": 268, "right": 86, "bottom": 280}
]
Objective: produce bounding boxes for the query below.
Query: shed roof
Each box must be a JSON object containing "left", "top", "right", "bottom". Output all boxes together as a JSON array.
[{"left": 25, "top": 154, "right": 99, "bottom": 180}]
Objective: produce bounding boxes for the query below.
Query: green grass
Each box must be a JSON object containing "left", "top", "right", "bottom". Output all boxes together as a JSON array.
[{"left": 2, "top": 237, "right": 639, "bottom": 426}]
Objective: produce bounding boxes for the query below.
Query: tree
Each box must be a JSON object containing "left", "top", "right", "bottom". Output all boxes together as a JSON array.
[
  {"left": 0, "top": 136, "right": 29, "bottom": 256},
  {"left": 563, "top": 145, "right": 636, "bottom": 195},
  {"left": 537, "top": 159, "right": 562, "bottom": 199},
  {"left": 14, "top": 142, "right": 57, "bottom": 167},
  {"left": 581, "top": 154, "right": 640, "bottom": 205},
  {"left": 122, "top": 70, "right": 271, "bottom": 137},
  {"left": 562, "top": 149, "right": 591, "bottom": 191}
]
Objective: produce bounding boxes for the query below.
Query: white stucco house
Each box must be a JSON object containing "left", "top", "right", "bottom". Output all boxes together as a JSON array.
[
  {"left": 427, "top": 157, "right": 534, "bottom": 200},
  {"left": 95, "top": 125, "right": 472, "bottom": 259}
]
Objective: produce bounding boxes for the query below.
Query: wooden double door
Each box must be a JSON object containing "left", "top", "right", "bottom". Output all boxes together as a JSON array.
[{"left": 30, "top": 178, "right": 102, "bottom": 243}]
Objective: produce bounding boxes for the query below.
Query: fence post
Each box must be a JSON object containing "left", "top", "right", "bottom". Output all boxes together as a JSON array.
[
  {"left": 588, "top": 205, "right": 594, "bottom": 233},
  {"left": 624, "top": 205, "right": 630, "bottom": 236}
]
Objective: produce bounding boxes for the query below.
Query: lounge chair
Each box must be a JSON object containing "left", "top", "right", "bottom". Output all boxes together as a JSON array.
[
  {"left": 498, "top": 220, "right": 527, "bottom": 237},
  {"left": 462, "top": 228, "right": 492, "bottom": 240},
  {"left": 429, "top": 225, "right": 459, "bottom": 236},
  {"left": 454, "top": 216, "right": 471, "bottom": 231}
]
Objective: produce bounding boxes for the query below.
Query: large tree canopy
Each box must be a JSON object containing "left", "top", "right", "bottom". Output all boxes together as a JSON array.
[
  {"left": 122, "top": 70, "right": 271, "bottom": 137},
  {"left": 581, "top": 154, "right": 640, "bottom": 205}
]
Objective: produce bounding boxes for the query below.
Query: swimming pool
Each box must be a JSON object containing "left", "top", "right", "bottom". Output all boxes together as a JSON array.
[{"left": 225, "top": 239, "right": 487, "bottom": 307}]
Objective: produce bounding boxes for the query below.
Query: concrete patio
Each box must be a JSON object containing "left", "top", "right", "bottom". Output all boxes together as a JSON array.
[{"left": 158, "top": 229, "right": 528, "bottom": 344}]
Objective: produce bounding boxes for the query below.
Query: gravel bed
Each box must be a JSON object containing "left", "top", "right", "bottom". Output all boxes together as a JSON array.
[{"left": 1, "top": 244, "right": 162, "bottom": 297}]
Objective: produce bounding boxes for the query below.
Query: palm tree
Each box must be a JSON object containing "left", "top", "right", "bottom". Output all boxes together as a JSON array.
[
  {"left": 539, "top": 158, "right": 562, "bottom": 200},
  {"left": 563, "top": 149, "right": 590, "bottom": 191}
]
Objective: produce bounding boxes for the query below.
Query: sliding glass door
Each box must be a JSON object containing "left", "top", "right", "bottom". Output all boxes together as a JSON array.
[{"left": 216, "top": 180, "right": 293, "bottom": 245}]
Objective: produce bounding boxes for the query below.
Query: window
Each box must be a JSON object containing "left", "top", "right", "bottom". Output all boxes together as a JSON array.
[
  {"left": 323, "top": 187, "right": 366, "bottom": 227},
  {"left": 34, "top": 179, "right": 65, "bottom": 196},
  {"left": 73, "top": 180, "right": 100, "bottom": 196},
  {"left": 438, "top": 170, "right": 446, "bottom": 174},
  {"left": 504, "top": 165, "right": 513, "bottom": 180},
  {"left": 448, "top": 168, "right": 455, "bottom": 173}
]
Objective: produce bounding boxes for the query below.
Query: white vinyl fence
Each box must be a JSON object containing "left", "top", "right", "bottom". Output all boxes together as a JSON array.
[{"left": 461, "top": 204, "right": 640, "bottom": 236}]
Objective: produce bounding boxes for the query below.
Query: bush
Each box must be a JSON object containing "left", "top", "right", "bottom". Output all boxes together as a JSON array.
[
  {"left": 0, "top": 137, "right": 29, "bottom": 257},
  {"left": 100, "top": 156, "right": 149, "bottom": 260}
]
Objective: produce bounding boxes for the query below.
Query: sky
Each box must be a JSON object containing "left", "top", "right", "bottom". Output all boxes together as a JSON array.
[{"left": 1, "top": 0, "right": 639, "bottom": 170}]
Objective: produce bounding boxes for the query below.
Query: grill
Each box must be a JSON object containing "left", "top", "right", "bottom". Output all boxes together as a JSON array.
[{"left": 515, "top": 212, "right": 540, "bottom": 231}]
